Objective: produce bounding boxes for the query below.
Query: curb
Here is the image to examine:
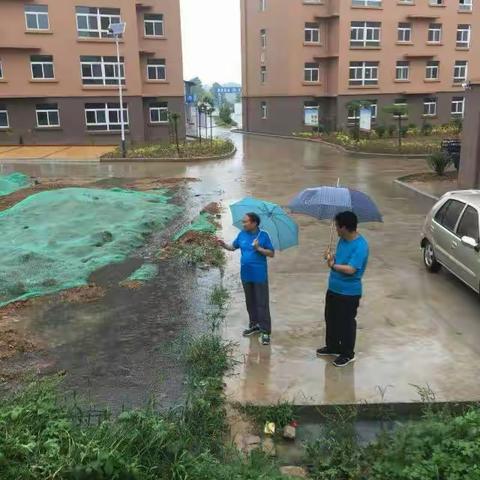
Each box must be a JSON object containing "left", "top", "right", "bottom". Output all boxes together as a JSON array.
[
  {"left": 394, "top": 178, "right": 440, "bottom": 201},
  {"left": 100, "top": 147, "right": 237, "bottom": 163},
  {"left": 234, "top": 130, "right": 431, "bottom": 158}
]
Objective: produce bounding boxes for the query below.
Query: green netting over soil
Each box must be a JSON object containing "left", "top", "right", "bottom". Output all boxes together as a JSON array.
[
  {"left": 0, "top": 172, "right": 32, "bottom": 196},
  {"left": 173, "top": 213, "right": 217, "bottom": 241},
  {"left": 127, "top": 263, "right": 159, "bottom": 282},
  {"left": 0, "top": 188, "right": 181, "bottom": 307}
]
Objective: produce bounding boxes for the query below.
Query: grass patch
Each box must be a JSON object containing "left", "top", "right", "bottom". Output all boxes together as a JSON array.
[
  {"left": 236, "top": 401, "right": 296, "bottom": 434},
  {"left": 102, "top": 139, "right": 235, "bottom": 160}
]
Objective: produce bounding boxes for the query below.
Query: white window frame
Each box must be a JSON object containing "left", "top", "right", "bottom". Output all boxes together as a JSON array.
[
  {"left": 261, "top": 101, "right": 267, "bottom": 119},
  {"left": 147, "top": 59, "right": 166, "bottom": 81},
  {"left": 393, "top": 100, "right": 408, "bottom": 118},
  {"left": 453, "top": 60, "right": 468, "bottom": 83},
  {"left": 81, "top": 56, "right": 125, "bottom": 85},
  {"left": 425, "top": 61, "right": 439, "bottom": 80},
  {"left": 428, "top": 23, "right": 442, "bottom": 43},
  {"left": 260, "top": 65, "right": 267, "bottom": 83},
  {"left": 85, "top": 103, "right": 129, "bottom": 131},
  {"left": 396, "top": 61, "right": 410, "bottom": 80},
  {"left": 30, "top": 56, "right": 55, "bottom": 80},
  {"left": 459, "top": 0, "right": 472, "bottom": 11},
  {"left": 25, "top": 4, "right": 49, "bottom": 31},
  {"left": 36, "top": 104, "right": 60, "bottom": 128},
  {"left": 397, "top": 23, "right": 412, "bottom": 43},
  {"left": 144, "top": 14, "right": 164, "bottom": 37},
  {"left": 260, "top": 29, "right": 267, "bottom": 48},
  {"left": 347, "top": 102, "right": 377, "bottom": 123},
  {"left": 429, "top": 0, "right": 444, "bottom": 5},
  {"left": 0, "top": 60, "right": 4, "bottom": 80},
  {"left": 305, "top": 23, "right": 320, "bottom": 44},
  {"left": 259, "top": 0, "right": 266, "bottom": 11},
  {"left": 451, "top": 96, "right": 465, "bottom": 117},
  {"left": 351, "top": 0, "right": 382, "bottom": 6},
  {"left": 349, "top": 61, "right": 379, "bottom": 86},
  {"left": 350, "top": 21, "right": 381, "bottom": 48},
  {"left": 76, "top": 7, "right": 121, "bottom": 38},
  {"left": 304, "top": 63, "right": 320, "bottom": 83},
  {"left": 456, "top": 24, "right": 471, "bottom": 48},
  {"left": 423, "top": 98, "right": 437, "bottom": 117},
  {"left": 0, "top": 108, "right": 9, "bottom": 129},
  {"left": 149, "top": 104, "right": 169, "bottom": 124}
]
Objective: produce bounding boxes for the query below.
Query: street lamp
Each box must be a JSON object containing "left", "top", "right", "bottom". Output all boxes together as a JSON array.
[{"left": 109, "top": 22, "right": 127, "bottom": 158}]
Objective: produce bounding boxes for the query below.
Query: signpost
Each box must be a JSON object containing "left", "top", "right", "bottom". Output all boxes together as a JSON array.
[{"left": 359, "top": 107, "right": 372, "bottom": 132}]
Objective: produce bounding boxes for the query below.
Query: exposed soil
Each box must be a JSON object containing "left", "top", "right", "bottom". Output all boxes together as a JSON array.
[
  {"left": 402, "top": 170, "right": 458, "bottom": 183},
  {"left": 57, "top": 285, "right": 106, "bottom": 304},
  {"left": 119, "top": 280, "right": 144, "bottom": 290},
  {"left": 201, "top": 201, "right": 222, "bottom": 215}
]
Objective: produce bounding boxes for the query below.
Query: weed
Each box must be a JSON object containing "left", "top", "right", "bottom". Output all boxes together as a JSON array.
[
  {"left": 237, "top": 401, "right": 296, "bottom": 433},
  {"left": 210, "top": 285, "right": 230, "bottom": 311}
]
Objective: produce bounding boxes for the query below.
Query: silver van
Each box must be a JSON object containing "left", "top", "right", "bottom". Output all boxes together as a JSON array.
[{"left": 421, "top": 190, "right": 480, "bottom": 294}]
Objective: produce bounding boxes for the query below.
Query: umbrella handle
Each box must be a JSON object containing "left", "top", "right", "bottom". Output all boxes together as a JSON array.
[{"left": 327, "top": 219, "right": 335, "bottom": 254}]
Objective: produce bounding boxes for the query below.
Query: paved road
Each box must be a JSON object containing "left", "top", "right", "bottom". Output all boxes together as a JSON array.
[{"left": 2, "top": 131, "right": 479, "bottom": 406}]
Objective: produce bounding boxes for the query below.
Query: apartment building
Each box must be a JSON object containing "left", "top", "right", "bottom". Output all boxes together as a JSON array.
[
  {"left": 241, "top": 0, "right": 478, "bottom": 135},
  {"left": 0, "top": 0, "right": 184, "bottom": 145}
]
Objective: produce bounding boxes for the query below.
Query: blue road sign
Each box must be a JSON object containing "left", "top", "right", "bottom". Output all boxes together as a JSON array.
[
  {"left": 186, "top": 95, "right": 194, "bottom": 103},
  {"left": 214, "top": 87, "right": 242, "bottom": 95}
]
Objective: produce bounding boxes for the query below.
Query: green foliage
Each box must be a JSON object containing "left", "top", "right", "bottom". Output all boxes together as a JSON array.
[
  {"left": 387, "top": 125, "right": 396, "bottom": 137},
  {"left": 400, "top": 126, "right": 409, "bottom": 138},
  {"left": 421, "top": 123, "right": 433, "bottom": 136},
  {"left": 383, "top": 103, "right": 408, "bottom": 118},
  {"left": 427, "top": 151, "right": 452, "bottom": 176},
  {"left": 374, "top": 125, "right": 386, "bottom": 138},
  {"left": 103, "top": 139, "right": 235, "bottom": 160},
  {"left": 237, "top": 401, "right": 296, "bottom": 432},
  {"left": 219, "top": 105, "right": 234, "bottom": 125}
]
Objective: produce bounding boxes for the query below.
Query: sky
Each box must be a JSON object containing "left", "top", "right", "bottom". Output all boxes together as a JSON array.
[{"left": 180, "top": 0, "right": 241, "bottom": 86}]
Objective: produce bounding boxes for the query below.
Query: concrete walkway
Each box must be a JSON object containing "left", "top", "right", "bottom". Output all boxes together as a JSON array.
[{"left": 0, "top": 145, "right": 114, "bottom": 161}]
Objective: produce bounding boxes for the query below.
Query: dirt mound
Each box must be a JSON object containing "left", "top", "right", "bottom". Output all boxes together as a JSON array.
[
  {"left": 58, "top": 285, "right": 106, "bottom": 304},
  {"left": 0, "top": 328, "right": 36, "bottom": 360},
  {"left": 201, "top": 202, "right": 222, "bottom": 216}
]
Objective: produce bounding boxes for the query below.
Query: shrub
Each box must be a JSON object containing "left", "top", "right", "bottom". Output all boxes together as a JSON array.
[
  {"left": 387, "top": 125, "right": 396, "bottom": 137},
  {"left": 375, "top": 125, "right": 386, "bottom": 138},
  {"left": 219, "top": 104, "right": 233, "bottom": 125},
  {"left": 421, "top": 123, "right": 433, "bottom": 136},
  {"left": 427, "top": 151, "right": 452, "bottom": 176}
]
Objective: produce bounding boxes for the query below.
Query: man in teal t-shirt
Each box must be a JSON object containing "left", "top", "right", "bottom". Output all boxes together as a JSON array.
[
  {"left": 316, "top": 211, "right": 369, "bottom": 367},
  {"left": 219, "top": 212, "right": 275, "bottom": 346}
]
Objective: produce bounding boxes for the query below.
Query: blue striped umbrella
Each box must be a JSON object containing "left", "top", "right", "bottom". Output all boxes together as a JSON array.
[{"left": 288, "top": 186, "right": 383, "bottom": 223}]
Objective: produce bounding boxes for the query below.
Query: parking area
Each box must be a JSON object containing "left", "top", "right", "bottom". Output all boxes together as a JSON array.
[{"left": 0, "top": 145, "right": 115, "bottom": 161}]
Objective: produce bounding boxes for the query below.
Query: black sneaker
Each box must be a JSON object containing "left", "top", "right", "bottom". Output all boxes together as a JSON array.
[
  {"left": 316, "top": 347, "right": 340, "bottom": 357},
  {"left": 260, "top": 333, "right": 271, "bottom": 346},
  {"left": 243, "top": 325, "right": 261, "bottom": 337},
  {"left": 333, "top": 355, "right": 356, "bottom": 367}
]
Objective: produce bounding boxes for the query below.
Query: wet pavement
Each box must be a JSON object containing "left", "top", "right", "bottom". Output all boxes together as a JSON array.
[{"left": 1, "top": 131, "right": 479, "bottom": 407}]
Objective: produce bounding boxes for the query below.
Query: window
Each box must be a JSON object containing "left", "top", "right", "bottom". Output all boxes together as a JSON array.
[
  {"left": 396, "top": 61, "right": 409, "bottom": 80},
  {"left": 429, "top": 0, "right": 444, "bottom": 5},
  {"left": 351, "top": 0, "right": 382, "bottom": 6},
  {"left": 85, "top": 103, "right": 129, "bottom": 131},
  {"left": 398, "top": 0, "right": 414, "bottom": 3},
  {"left": 459, "top": 0, "right": 473, "bottom": 11},
  {"left": 397, "top": 22, "right": 412, "bottom": 43},
  {"left": 349, "top": 61, "right": 379, "bottom": 86},
  {"left": 451, "top": 96, "right": 465, "bottom": 117},
  {"left": 260, "top": 29, "right": 267, "bottom": 48},
  {"left": 350, "top": 21, "right": 381, "bottom": 47},
  {"left": 260, "top": 65, "right": 266, "bottom": 83},
  {"left": 394, "top": 98, "right": 408, "bottom": 118},
  {"left": 0, "top": 60, "right": 3, "bottom": 80},
  {"left": 457, "top": 206, "right": 479, "bottom": 241},
  {"left": 304, "top": 62, "right": 320, "bottom": 82},
  {"left": 261, "top": 101, "right": 267, "bottom": 119},
  {"left": 435, "top": 199, "right": 465, "bottom": 232},
  {"left": 36, "top": 103, "right": 60, "bottom": 128},
  {"left": 144, "top": 14, "right": 164, "bottom": 37},
  {"left": 347, "top": 101, "right": 377, "bottom": 123},
  {"left": 147, "top": 59, "right": 166, "bottom": 80},
  {"left": 81, "top": 56, "right": 124, "bottom": 85},
  {"left": 259, "top": 0, "right": 266, "bottom": 11},
  {"left": 305, "top": 23, "right": 320, "bottom": 44},
  {"left": 426, "top": 60, "right": 439, "bottom": 80},
  {"left": 423, "top": 97, "right": 437, "bottom": 116},
  {"left": 0, "top": 106, "right": 9, "bottom": 129},
  {"left": 456, "top": 25, "right": 471, "bottom": 48},
  {"left": 149, "top": 102, "right": 169, "bottom": 123},
  {"left": 25, "top": 5, "right": 49, "bottom": 31},
  {"left": 30, "top": 55, "right": 54, "bottom": 80},
  {"left": 428, "top": 23, "right": 442, "bottom": 43},
  {"left": 453, "top": 60, "right": 468, "bottom": 83},
  {"left": 76, "top": 7, "right": 121, "bottom": 38}
]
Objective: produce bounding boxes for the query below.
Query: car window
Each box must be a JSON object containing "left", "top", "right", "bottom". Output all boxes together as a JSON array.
[
  {"left": 434, "top": 199, "right": 465, "bottom": 232},
  {"left": 456, "top": 206, "right": 480, "bottom": 242}
]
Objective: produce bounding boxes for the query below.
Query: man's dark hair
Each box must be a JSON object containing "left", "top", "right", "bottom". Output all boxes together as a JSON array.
[
  {"left": 335, "top": 211, "right": 358, "bottom": 232},
  {"left": 246, "top": 212, "right": 261, "bottom": 226}
]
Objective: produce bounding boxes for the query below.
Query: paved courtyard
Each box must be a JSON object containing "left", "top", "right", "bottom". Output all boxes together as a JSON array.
[{"left": 1, "top": 131, "right": 479, "bottom": 406}]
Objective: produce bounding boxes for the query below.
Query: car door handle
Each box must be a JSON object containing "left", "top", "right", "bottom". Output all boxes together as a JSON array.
[{"left": 451, "top": 241, "right": 458, "bottom": 249}]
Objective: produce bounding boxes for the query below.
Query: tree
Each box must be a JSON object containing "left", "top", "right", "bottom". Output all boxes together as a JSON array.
[
  {"left": 210, "top": 82, "right": 224, "bottom": 107},
  {"left": 169, "top": 113, "right": 181, "bottom": 156},
  {"left": 346, "top": 100, "right": 372, "bottom": 141},
  {"left": 219, "top": 104, "right": 233, "bottom": 126},
  {"left": 382, "top": 103, "right": 409, "bottom": 151}
]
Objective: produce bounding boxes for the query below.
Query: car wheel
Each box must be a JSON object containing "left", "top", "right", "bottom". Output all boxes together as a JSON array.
[{"left": 423, "top": 240, "right": 441, "bottom": 273}]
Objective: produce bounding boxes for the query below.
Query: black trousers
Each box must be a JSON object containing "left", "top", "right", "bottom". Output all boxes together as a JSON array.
[
  {"left": 325, "top": 290, "right": 360, "bottom": 358},
  {"left": 242, "top": 282, "right": 271, "bottom": 334}
]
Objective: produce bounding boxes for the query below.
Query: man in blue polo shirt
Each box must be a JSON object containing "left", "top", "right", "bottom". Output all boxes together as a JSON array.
[
  {"left": 316, "top": 211, "right": 369, "bottom": 367},
  {"left": 219, "top": 212, "right": 275, "bottom": 345}
]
